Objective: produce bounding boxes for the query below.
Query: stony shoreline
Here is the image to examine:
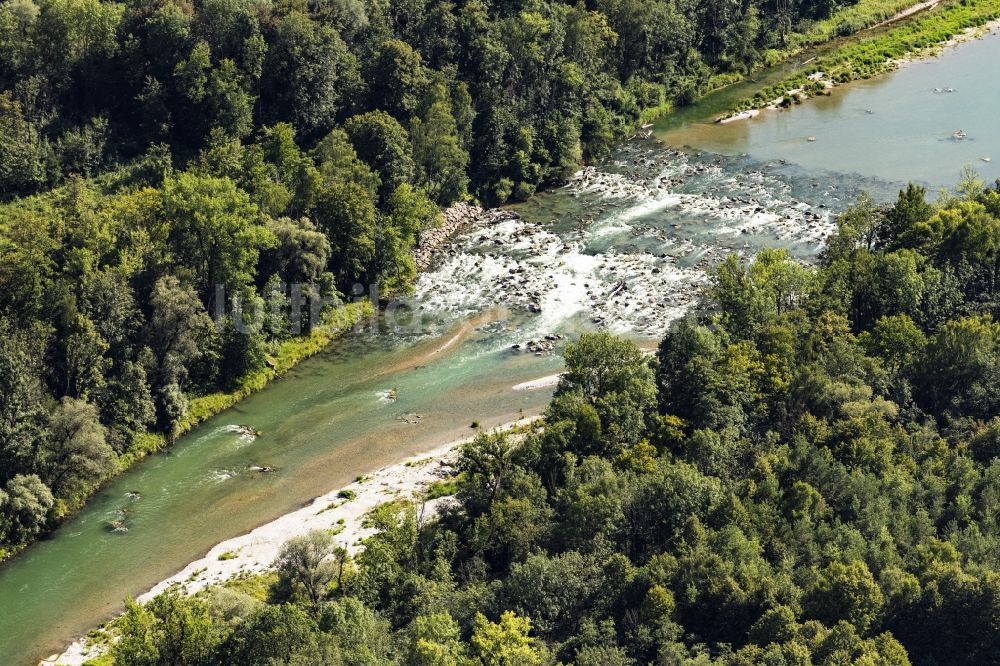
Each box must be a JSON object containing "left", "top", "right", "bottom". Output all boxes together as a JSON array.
[
  {"left": 42, "top": 418, "right": 541, "bottom": 666},
  {"left": 415, "top": 202, "right": 521, "bottom": 270},
  {"left": 415, "top": 203, "right": 482, "bottom": 270}
]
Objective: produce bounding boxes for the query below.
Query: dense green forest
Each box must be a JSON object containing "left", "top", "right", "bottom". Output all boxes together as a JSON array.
[
  {"left": 0, "top": 0, "right": 875, "bottom": 555},
  {"left": 102, "top": 179, "right": 1000, "bottom": 665},
  {"left": 0, "top": 0, "right": 872, "bottom": 203}
]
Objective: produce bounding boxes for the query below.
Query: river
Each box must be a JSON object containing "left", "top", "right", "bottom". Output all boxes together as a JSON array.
[
  {"left": 658, "top": 26, "right": 1000, "bottom": 186},
  {"left": 2, "top": 29, "right": 998, "bottom": 666}
]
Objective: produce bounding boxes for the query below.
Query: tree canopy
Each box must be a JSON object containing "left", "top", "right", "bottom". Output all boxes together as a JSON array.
[{"left": 110, "top": 181, "right": 1000, "bottom": 665}]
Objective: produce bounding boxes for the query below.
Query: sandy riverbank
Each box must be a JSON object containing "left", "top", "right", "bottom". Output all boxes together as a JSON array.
[
  {"left": 42, "top": 416, "right": 542, "bottom": 666},
  {"left": 512, "top": 373, "right": 562, "bottom": 391}
]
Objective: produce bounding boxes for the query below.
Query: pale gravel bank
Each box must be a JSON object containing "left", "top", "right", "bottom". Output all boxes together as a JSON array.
[
  {"left": 42, "top": 416, "right": 542, "bottom": 666},
  {"left": 512, "top": 373, "right": 563, "bottom": 391}
]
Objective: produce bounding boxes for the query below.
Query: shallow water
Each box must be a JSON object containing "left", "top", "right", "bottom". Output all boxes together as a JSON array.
[
  {"left": 2, "top": 30, "right": 998, "bottom": 666},
  {"left": 658, "top": 29, "right": 1000, "bottom": 187},
  {"left": 0, "top": 316, "right": 562, "bottom": 664}
]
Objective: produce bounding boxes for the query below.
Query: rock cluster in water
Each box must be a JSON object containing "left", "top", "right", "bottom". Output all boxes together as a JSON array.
[
  {"left": 512, "top": 334, "right": 564, "bottom": 355},
  {"left": 412, "top": 139, "right": 853, "bottom": 339},
  {"left": 415, "top": 203, "right": 495, "bottom": 271},
  {"left": 414, "top": 202, "right": 710, "bottom": 337}
]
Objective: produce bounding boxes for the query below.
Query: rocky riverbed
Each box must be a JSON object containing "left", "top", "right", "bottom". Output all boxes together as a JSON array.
[
  {"left": 415, "top": 202, "right": 485, "bottom": 271},
  {"left": 410, "top": 141, "right": 848, "bottom": 338}
]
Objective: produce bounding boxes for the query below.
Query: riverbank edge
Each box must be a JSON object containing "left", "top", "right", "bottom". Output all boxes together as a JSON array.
[
  {"left": 14, "top": 0, "right": 956, "bottom": 647},
  {"left": 43, "top": 416, "right": 543, "bottom": 666},
  {"left": 637, "top": 0, "right": 960, "bottom": 129},
  {"left": 717, "top": 0, "right": 1000, "bottom": 120},
  {"left": 0, "top": 300, "right": 370, "bottom": 566},
  {"left": 1, "top": 202, "right": 494, "bottom": 566}
]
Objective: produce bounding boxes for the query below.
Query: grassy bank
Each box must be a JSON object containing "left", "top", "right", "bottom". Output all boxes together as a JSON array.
[
  {"left": 0, "top": 301, "right": 371, "bottom": 564},
  {"left": 626, "top": 0, "right": 924, "bottom": 128},
  {"left": 731, "top": 0, "right": 1000, "bottom": 113},
  {"left": 120, "top": 300, "right": 372, "bottom": 470},
  {"left": 790, "top": 0, "right": 930, "bottom": 48},
  {"left": 748, "top": 0, "right": 930, "bottom": 70},
  {"left": 665, "top": 0, "right": 948, "bottom": 119}
]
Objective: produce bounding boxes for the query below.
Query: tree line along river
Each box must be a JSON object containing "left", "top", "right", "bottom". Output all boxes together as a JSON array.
[{"left": 2, "top": 28, "right": 999, "bottom": 666}]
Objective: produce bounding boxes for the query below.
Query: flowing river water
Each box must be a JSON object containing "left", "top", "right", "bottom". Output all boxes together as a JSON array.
[{"left": 2, "top": 29, "right": 999, "bottom": 666}]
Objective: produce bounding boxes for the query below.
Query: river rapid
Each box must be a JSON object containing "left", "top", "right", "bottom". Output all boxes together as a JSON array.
[{"left": 3, "top": 29, "right": 998, "bottom": 666}]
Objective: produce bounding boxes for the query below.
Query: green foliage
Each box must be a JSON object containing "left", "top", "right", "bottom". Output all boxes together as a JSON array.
[
  {"left": 804, "top": 560, "right": 885, "bottom": 633},
  {"left": 219, "top": 603, "right": 328, "bottom": 665},
  {"left": 116, "top": 178, "right": 1000, "bottom": 663},
  {"left": 40, "top": 397, "right": 114, "bottom": 502},
  {"left": 274, "top": 529, "right": 342, "bottom": 606},
  {"left": 314, "top": 180, "right": 378, "bottom": 289},
  {"left": 112, "top": 592, "right": 225, "bottom": 666},
  {"left": 162, "top": 172, "right": 276, "bottom": 300},
  {"left": 408, "top": 611, "right": 468, "bottom": 665},
  {"left": 736, "top": 0, "right": 1000, "bottom": 113},
  {"left": 557, "top": 333, "right": 656, "bottom": 452},
  {"left": 14, "top": 0, "right": 1000, "bottom": 661},
  {"left": 0, "top": 474, "right": 53, "bottom": 544},
  {"left": 344, "top": 111, "right": 416, "bottom": 204},
  {"left": 259, "top": 12, "right": 354, "bottom": 140},
  {"left": 425, "top": 476, "right": 461, "bottom": 501},
  {"left": 471, "top": 611, "right": 544, "bottom": 666},
  {"left": 0, "top": 92, "right": 51, "bottom": 196},
  {"left": 411, "top": 77, "right": 470, "bottom": 205}
]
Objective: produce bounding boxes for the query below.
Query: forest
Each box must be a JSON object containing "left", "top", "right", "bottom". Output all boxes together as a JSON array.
[
  {"left": 103, "top": 178, "right": 1000, "bottom": 665},
  {"left": 7, "top": 0, "right": 1000, "bottom": 662},
  {"left": 0, "top": 0, "right": 873, "bottom": 555}
]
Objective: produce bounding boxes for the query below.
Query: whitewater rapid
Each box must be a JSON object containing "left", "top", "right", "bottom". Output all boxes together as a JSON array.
[{"left": 412, "top": 141, "right": 875, "bottom": 340}]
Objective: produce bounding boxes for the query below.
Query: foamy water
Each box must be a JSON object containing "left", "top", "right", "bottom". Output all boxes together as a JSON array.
[
  {"left": 412, "top": 142, "right": 870, "bottom": 338},
  {"left": 11, "top": 145, "right": 896, "bottom": 666}
]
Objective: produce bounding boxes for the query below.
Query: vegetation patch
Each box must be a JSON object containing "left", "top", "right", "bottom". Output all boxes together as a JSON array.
[
  {"left": 732, "top": 0, "right": 1000, "bottom": 113},
  {"left": 425, "top": 475, "right": 462, "bottom": 500},
  {"left": 113, "top": 178, "right": 1000, "bottom": 665}
]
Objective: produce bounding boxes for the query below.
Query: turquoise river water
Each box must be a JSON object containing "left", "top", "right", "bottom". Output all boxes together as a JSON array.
[{"left": 1, "top": 29, "right": 999, "bottom": 666}]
